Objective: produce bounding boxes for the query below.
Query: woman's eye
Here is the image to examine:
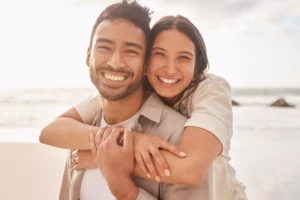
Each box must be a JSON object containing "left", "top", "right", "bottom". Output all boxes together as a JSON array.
[
  {"left": 154, "top": 52, "right": 164, "bottom": 56},
  {"left": 178, "top": 56, "right": 190, "bottom": 60}
]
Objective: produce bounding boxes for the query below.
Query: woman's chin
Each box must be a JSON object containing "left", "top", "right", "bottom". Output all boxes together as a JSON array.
[{"left": 156, "top": 90, "right": 176, "bottom": 99}]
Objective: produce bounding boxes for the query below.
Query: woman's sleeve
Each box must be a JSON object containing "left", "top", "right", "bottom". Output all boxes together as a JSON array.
[
  {"left": 73, "top": 93, "right": 101, "bottom": 124},
  {"left": 185, "top": 77, "right": 233, "bottom": 150}
]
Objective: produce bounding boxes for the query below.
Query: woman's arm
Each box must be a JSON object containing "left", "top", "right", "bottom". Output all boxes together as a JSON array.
[
  {"left": 133, "top": 127, "right": 222, "bottom": 185},
  {"left": 39, "top": 107, "right": 99, "bottom": 149},
  {"left": 134, "top": 76, "right": 231, "bottom": 185}
]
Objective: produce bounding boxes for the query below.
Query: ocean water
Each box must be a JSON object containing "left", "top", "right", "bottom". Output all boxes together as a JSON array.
[{"left": 1, "top": 88, "right": 300, "bottom": 200}]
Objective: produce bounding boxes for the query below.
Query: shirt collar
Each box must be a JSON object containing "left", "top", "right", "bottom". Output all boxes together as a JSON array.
[{"left": 138, "top": 93, "right": 164, "bottom": 124}]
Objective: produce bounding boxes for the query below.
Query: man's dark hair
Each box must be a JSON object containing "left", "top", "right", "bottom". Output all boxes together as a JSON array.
[{"left": 89, "top": 0, "right": 152, "bottom": 48}]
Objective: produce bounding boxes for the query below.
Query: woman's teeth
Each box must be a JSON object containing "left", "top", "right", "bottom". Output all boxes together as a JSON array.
[
  {"left": 158, "top": 76, "right": 178, "bottom": 84},
  {"left": 104, "top": 73, "right": 125, "bottom": 81}
]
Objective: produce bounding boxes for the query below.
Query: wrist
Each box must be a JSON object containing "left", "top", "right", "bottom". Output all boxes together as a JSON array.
[{"left": 106, "top": 173, "right": 138, "bottom": 200}]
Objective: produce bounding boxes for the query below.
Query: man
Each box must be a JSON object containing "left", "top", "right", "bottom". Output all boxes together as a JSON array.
[{"left": 59, "top": 1, "right": 190, "bottom": 200}]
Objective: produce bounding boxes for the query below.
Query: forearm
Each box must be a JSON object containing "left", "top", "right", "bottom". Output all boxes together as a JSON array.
[
  {"left": 133, "top": 150, "right": 199, "bottom": 185},
  {"left": 39, "top": 118, "right": 99, "bottom": 149},
  {"left": 105, "top": 173, "right": 139, "bottom": 200},
  {"left": 133, "top": 128, "right": 219, "bottom": 185}
]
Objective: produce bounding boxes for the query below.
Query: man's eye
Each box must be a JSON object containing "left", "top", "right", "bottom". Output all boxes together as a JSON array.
[
  {"left": 98, "top": 46, "right": 110, "bottom": 50},
  {"left": 126, "top": 50, "right": 138, "bottom": 54}
]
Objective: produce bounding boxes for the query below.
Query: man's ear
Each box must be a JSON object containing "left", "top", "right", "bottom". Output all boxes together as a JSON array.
[{"left": 86, "top": 48, "right": 91, "bottom": 67}]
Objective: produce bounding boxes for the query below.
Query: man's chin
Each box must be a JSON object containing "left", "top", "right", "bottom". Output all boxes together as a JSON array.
[{"left": 99, "top": 90, "right": 128, "bottom": 101}]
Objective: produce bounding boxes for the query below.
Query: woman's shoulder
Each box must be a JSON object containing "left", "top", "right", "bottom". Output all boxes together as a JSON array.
[
  {"left": 190, "top": 73, "right": 231, "bottom": 99},
  {"left": 184, "top": 74, "right": 233, "bottom": 146},
  {"left": 73, "top": 92, "right": 102, "bottom": 124},
  {"left": 181, "top": 73, "right": 232, "bottom": 114},
  {"left": 197, "top": 73, "right": 231, "bottom": 90}
]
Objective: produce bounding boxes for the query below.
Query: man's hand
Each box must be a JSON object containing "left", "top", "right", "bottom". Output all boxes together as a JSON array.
[{"left": 90, "top": 127, "right": 138, "bottom": 200}]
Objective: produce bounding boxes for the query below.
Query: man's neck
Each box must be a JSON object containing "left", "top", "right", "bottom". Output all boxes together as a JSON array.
[{"left": 101, "top": 87, "right": 146, "bottom": 125}]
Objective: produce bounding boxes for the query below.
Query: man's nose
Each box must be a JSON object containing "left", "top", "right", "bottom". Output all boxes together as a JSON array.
[{"left": 107, "top": 52, "right": 125, "bottom": 69}]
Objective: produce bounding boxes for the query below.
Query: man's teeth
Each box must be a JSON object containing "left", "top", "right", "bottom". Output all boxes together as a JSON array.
[
  {"left": 158, "top": 76, "right": 178, "bottom": 84},
  {"left": 104, "top": 73, "right": 125, "bottom": 81}
]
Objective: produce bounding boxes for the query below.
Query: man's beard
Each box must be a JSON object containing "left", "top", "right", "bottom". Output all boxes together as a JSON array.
[
  {"left": 98, "top": 78, "right": 142, "bottom": 101},
  {"left": 90, "top": 68, "right": 143, "bottom": 101}
]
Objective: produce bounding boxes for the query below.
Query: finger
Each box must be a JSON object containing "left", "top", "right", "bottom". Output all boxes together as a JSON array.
[
  {"left": 149, "top": 146, "right": 170, "bottom": 176},
  {"left": 134, "top": 153, "right": 151, "bottom": 178},
  {"left": 159, "top": 141, "right": 186, "bottom": 158},
  {"left": 141, "top": 151, "right": 160, "bottom": 182},
  {"left": 109, "top": 127, "right": 126, "bottom": 141},
  {"left": 96, "top": 126, "right": 109, "bottom": 135},
  {"left": 95, "top": 128, "right": 106, "bottom": 147},
  {"left": 113, "top": 127, "right": 126, "bottom": 145},
  {"left": 123, "top": 128, "right": 133, "bottom": 151},
  {"left": 74, "top": 156, "right": 79, "bottom": 164},
  {"left": 74, "top": 164, "right": 80, "bottom": 171},
  {"left": 71, "top": 150, "right": 78, "bottom": 159},
  {"left": 102, "top": 127, "right": 113, "bottom": 142},
  {"left": 90, "top": 133, "right": 97, "bottom": 156}
]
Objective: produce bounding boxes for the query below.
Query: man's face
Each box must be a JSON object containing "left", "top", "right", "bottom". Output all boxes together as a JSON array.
[{"left": 87, "top": 18, "right": 146, "bottom": 101}]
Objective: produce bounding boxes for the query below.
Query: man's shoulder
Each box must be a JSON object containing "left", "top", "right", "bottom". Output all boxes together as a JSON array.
[
  {"left": 160, "top": 103, "right": 187, "bottom": 126},
  {"left": 139, "top": 93, "right": 187, "bottom": 145},
  {"left": 155, "top": 104, "right": 187, "bottom": 145},
  {"left": 140, "top": 92, "right": 187, "bottom": 128}
]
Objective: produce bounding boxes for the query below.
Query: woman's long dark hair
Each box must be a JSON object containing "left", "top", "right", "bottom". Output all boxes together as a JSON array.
[{"left": 144, "top": 15, "right": 209, "bottom": 106}]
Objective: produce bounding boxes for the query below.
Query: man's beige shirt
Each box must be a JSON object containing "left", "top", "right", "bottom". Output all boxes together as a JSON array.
[{"left": 59, "top": 93, "right": 213, "bottom": 200}]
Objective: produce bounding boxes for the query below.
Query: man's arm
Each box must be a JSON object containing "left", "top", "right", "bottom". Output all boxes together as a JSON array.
[
  {"left": 90, "top": 128, "right": 158, "bottom": 200},
  {"left": 106, "top": 175, "right": 158, "bottom": 200}
]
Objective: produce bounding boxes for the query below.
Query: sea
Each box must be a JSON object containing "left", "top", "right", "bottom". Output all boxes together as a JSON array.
[{"left": 1, "top": 88, "right": 300, "bottom": 200}]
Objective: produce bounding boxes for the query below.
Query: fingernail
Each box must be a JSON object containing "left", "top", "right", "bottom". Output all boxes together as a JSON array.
[
  {"left": 155, "top": 176, "right": 161, "bottom": 182},
  {"left": 146, "top": 173, "right": 151, "bottom": 178},
  {"left": 125, "top": 128, "right": 132, "bottom": 132},
  {"left": 180, "top": 152, "right": 186, "bottom": 157},
  {"left": 164, "top": 169, "right": 171, "bottom": 176}
]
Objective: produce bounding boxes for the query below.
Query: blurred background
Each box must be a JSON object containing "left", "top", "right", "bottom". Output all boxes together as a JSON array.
[{"left": 0, "top": 0, "right": 299, "bottom": 199}]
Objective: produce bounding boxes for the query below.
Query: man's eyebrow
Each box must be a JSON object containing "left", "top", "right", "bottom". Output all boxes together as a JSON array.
[
  {"left": 125, "top": 42, "right": 143, "bottom": 50},
  {"left": 95, "top": 38, "right": 113, "bottom": 44}
]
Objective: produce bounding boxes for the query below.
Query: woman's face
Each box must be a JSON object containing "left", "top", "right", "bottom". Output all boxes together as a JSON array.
[{"left": 146, "top": 29, "right": 196, "bottom": 100}]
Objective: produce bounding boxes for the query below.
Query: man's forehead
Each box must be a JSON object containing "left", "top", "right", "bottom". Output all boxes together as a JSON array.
[{"left": 93, "top": 19, "right": 145, "bottom": 45}]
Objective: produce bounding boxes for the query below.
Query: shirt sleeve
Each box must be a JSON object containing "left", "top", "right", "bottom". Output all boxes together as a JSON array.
[
  {"left": 185, "top": 76, "right": 233, "bottom": 150},
  {"left": 73, "top": 93, "right": 101, "bottom": 125},
  {"left": 136, "top": 188, "right": 157, "bottom": 200}
]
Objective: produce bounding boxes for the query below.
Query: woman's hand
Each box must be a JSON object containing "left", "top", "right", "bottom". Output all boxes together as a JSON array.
[
  {"left": 71, "top": 150, "right": 97, "bottom": 170},
  {"left": 132, "top": 132, "right": 186, "bottom": 181}
]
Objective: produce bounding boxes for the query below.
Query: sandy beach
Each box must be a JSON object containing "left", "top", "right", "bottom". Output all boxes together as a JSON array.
[{"left": 0, "top": 141, "right": 67, "bottom": 200}]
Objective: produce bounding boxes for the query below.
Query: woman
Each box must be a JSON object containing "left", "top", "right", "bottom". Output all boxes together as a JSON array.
[{"left": 40, "top": 15, "right": 247, "bottom": 199}]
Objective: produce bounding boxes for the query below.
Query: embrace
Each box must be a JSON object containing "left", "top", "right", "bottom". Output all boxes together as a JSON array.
[{"left": 40, "top": 1, "right": 247, "bottom": 199}]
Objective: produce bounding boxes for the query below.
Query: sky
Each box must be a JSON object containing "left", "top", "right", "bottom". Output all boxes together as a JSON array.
[{"left": 0, "top": 0, "right": 299, "bottom": 89}]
